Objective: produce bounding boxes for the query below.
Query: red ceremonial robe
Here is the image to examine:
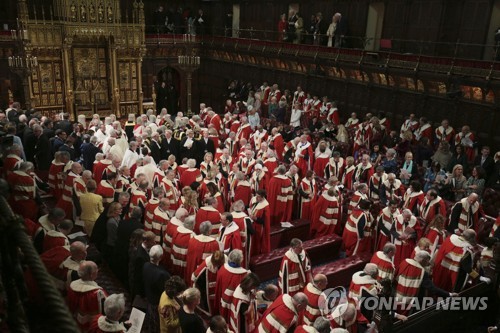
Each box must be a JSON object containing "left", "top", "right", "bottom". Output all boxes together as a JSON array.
[
  {"left": 162, "top": 217, "right": 182, "bottom": 268},
  {"left": 302, "top": 282, "right": 324, "bottom": 326},
  {"left": 395, "top": 258, "right": 425, "bottom": 314},
  {"left": 419, "top": 196, "right": 447, "bottom": 226},
  {"left": 143, "top": 198, "right": 160, "bottom": 232},
  {"left": 370, "top": 251, "right": 396, "bottom": 281},
  {"left": 194, "top": 206, "right": 221, "bottom": 236},
  {"left": 393, "top": 214, "right": 420, "bottom": 268},
  {"left": 375, "top": 207, "right": 400, "bottom": 252},
  {"left": 66, "top": 279, "right": 108, "bottom": 332},
  {"left": 8, "top": 170, "right": 38, "bottom": 221},
  {"left": 43, "top": 230, "right": 69, "bottom": 253},
  {"left": 171, "top": 225, "right": 194, "bottom": 280},
  {"left": 279, "top": 249, "right": 312, "bottom": 296},
  {"left": 234, "top": 180, "right": 252, "bottom": 208},
  {"left": 342, "top": 208, "right": 373, "bottom": 256},
  {"left": 56, "top": 171, "right": 80, "bottom": 219},
  {"left": 248, "top": 197, "right": 271, "bottom": 256},
  {"left": 185, "top": 234, "right": 220, "bottom": 283},
  {"left": 298, "top": 178, "right": 316, "bottom": 221},
  {"left": 432, "top": 234, "right": 471, "bottom": 292},
  {"left": 192, "top": 255, "right": 222, "bottom": 315},
  {"left": 96, "top": 180, "right": 116, "bottom": 207},
  {"left": 268, "top": 134, "right": 285, "bottom": 161},
  {"left": 179, "top": 168, "right": 203, "bottom": 188},
  {"left": 215, "top": 263, "right": 248, "bottom": 320},
  {"left": 256, "top": 294, "right": 298, "bottom": 333},
  {"left": 48, "top": 161, "right": 65, "bottom": 199},
  {"left": 267, "top": 175, "right": 293, "bottom": 225},
  {"left": 342, "top": 165, "right": 356, "bottom": 190},
  {"left": 88, "top": 315, "right": 127, "bottom": 333},
  {"left": 313, "top": 152, "right": 330, "bottom": 179},
  {"left": 403, "top": 190, "right": 425, "bottom": 216},
  {"left": 310, "top": 191, "right": 340, "bottom": 238},
  {"left": 228, "top": 285, "right": 258, "bottom": 333}
]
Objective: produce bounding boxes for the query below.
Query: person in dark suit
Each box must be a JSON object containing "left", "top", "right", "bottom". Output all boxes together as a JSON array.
[
  {"left": 131, "top": 231, "right": 156, "bottom": 298},
  {"left": 474, "top": 146, "right": 495, "bottom": 180},
  {"left": 194, "top": 9, "right": 208, "bottom": 36},
  {"left": 315, "top": 12, "right": 329, "bottom": 46},
  {"left": 6, "top": 102, "right": 20, "bottom": 123},
  {"left": 161, "top": 129, "right": 180, "bottom": 160},
  {"left": 333, "top": 12, "right": 349, "bottom": 48},
  {"left": 51, "top": 129, "right": 67, "bottom": 156},
  {"left": 196, "top": 130, "right": 215, "bottom": 165},
  {"left": 55, "top": 113, "right": 73, "bottom": 136},
  {"left": 150, "top": 132, "right": 163, "bottom": 164},
  {"left": 33, "top": 124, "right": 52, "bottom": 170},
  {"left": 114, "top": 207, "right": 144, "bottom": 285},
  {"left": 143, "top": 245, "right": 170, "bottom": 332},
  {"left": 58, "top": 138, "right": 77, "bottom": 161},
  {"left": 81, "top": 135, "right": 102, "bottom": 171},
  {"left": 180, "top": 129, "right": 198, "bottom": 162}
]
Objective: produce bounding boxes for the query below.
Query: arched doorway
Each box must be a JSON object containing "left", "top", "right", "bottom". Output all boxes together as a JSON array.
[{"left": 156, "top": 66, "right": 180, "bottom": 115}]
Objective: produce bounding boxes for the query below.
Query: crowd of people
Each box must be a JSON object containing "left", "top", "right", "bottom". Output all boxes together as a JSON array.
[{"left": 2, "top": 77, "right": 499, "bottom": 333}]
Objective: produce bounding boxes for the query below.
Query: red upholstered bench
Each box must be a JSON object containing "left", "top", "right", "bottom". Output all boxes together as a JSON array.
[
  {"left": 250, "top": 234, "right": 342, "bottom": 281},
  {"left": 270, "top": 219, "right": 311, "bottom": 250},
  {"left": 313, "top": 252, "right": 372, "bottom": 288}
]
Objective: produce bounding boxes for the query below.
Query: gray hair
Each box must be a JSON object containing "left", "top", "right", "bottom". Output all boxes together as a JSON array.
[
  {"left": 314, "top": 317, "right": 333, "bottom": 333},
  {"left": 228, "top": 249, "right": 244, "bottom": 265},
  {"left": 78, "top": 261, "right": 98, "bottom": 280},
  {"left": 415, "top": 251, "right": 431, "bottom": 264},
  {"left": 175, "top": 207, "right": 188, "bottom": 219},
  {"left": 19, "top": 161, "right": 34, "bottom": 172},
  {"left": 363, "top": 263, "right": 378, "bottom": 277},
  {"left": 104, "top": 294, "right": 126, "bottom": 321},
  {"left": 382, "top": 243, "right": 396, "bottom": 255},
  {"left": 187, "top": 159, "right": 197, "bottom": 168},
  {"left": 183, "top": 216, "right": 195, "bottom": 230},
  {"left": 149, "top": 244, "right": 164, "bottom": 261},
  {"left": 199, "top": 221, "right": 213, "bottom": 236},
  {"left": 386, "top": 148, "right": 396, "bottom": 158}
]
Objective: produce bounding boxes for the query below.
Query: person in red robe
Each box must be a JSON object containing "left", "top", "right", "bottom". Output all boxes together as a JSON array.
[
  {"left": 342, "top": 156, "right": 356, "bottom": 190},
  {"left": 67, "top": 261, "right": 108, "bottom": 332},
  {"left": 96, "top": 172, "right": 118, "bottom": 208},
  {"left": 208, "top": 110, "right": 222, "bottom": 134},
  {"left": 185, "top": 221, "right": 220, "bottom": 282},
  {"left": 370, "top": 243, "right": 396, "bottom": 281},
  {"left": 393, "top": 209, "right": 421, "bottom": 268},
  {"left": 298, "top": 171, "right": 317, "bottom": 221},
  {"left": 48, "top": 152, "right": 69, "bottom": 200},
  {"left": 329, "top": 303, "right": 358, "bottom": 332},
  {"left": 396, "top": 251, "right": 451, "bottom": 315},
  {"left": 435, "top": 119, "right": 455, "bottom": 145},
  {"left": 250, "top": 163, "right": 268, "bottom": 194},
  {"left": 313, "top": 143, "right": 331, "bottom": 180},
  {"left": 93, "top": 154, "right": 112, "bottom": 185},
  {"left": 233, "top": 172, "right": 252, "bottom": 208},
  {"left": 171, "top": 216, "right": 195, "bottom": 280},
  {"left": 379, "top": 173, "right": 405, "bottom": 206},
  {"left": 263, "top": 152, "right": 279, "bottom": 175},
  {"left": 447, "top": 193, "right": 483, "bottom": 235},
  {"left": 279, "top": 238, "right": 313, "bottom": 296},
  {"left": 228, "top": 272, "right": 261, "bottom": 333},
  {"left": 255, "top": 293, "right": 308, "bottom": 333},
  {"left": 454, "top": 125, "right": 476, "bottom": 162},
  {"left": 56, "top": 162, "right": 84, "bottom": 219},
  {"left": 375, "top": 200, "right": 400, "bottom": 251},
  {"left": 214, "top": 249, "right": 248, "bottom": 320},
  {"left": 7, "top": 162, "right": 39, "bottom": 221},
  {"left": 3, "top": 144, "right": 23, "bottom": 177},
  {"left": 236, "top": 117, "right": 253, "bottom": 142},
  {"left": 432, "top": 230, "right": 482, "bottom": 292},
  {"left": 353, "top": 154, "right": 374, "bottom": 185},
  {"left": 194, "top": 197, "right": 222, "bottom": 236},
  {"left": 267, "top": 165, "right": 293, "bottom": 225},
  {"left": 402, "top": 181, "right": 425, "bottom": 216},
  {"left": 162, "top": 207, "right": 187, "bottom": 268},
  {"left": 248, "top": 190, "right": 271, "bottom": 257},
  {"left": 87, "top": 294, "right": 127, "bottom": 333},
  {"left": 301, "top": 274, "right": 328, "bottom": 326},
  {"left": 179, "top": 158, "right": 203, "bottom": 188},
  {"left": 192, "top": 251, "right": 226, "bottom": 315},
  {"left": 42, "top": 219, "right": 72, "bottom": 253},
  {"left": 294, "top": 135, "right": 314, "bottom": 178},
  {"left": 325, "top": 151, "right": 345, "bottom": 180},
  {"left": 218, "top": 213, "right": 243, "bottom": 256},
  {"left": 310, "top": 187, "right": 340, "bottom": 238},
  {"left": 414, "top": 117, "right": 433, "bottom": 142},
  {"left": 347, "top": 183, "right": 369, "bottom": 216},
  {"left": 424, "top": 214, "right": 447, "bottom": 257},
  {"left": 268, "top": 128, "right": 285, "bottom": 161},
  {"left": 342, "top": 199, "right": 374, "bottom": 256},
  {"left": 419, "top": 189, "right": 447, "bottom": 226}
]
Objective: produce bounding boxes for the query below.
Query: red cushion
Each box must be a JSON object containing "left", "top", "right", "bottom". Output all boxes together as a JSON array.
[
  {"left": 313, "top": 252, "right": 372, "bottom": 288},
  {"left": 250, "top": 234, "right": 342, "bottom": 281}
]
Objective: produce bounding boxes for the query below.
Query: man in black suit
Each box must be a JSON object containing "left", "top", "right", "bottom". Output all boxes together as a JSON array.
[
  {"left": 33, "top": 124, "right": 52, "bottom": 170},
  {"left": 333, "top": 13, "right": 349, "bottom": 48},
  {"left": 315, "top": 12, "right": 329, "bottom": 46},
  {"left": 180, "top": 129, "right": 198, "bottom": 162},
  {"left": 149, "top": 132, "right": 163, "bottom": 164},
  {"left": 131, "top": 231, "right": 156, "bottom": 298},
  {"left": 113, "top": 206, "right": 144, "bottom": 285},
  {"left": 161, "top": 129, "right": 180, "bottom": 160},
  {"left": 142, "top": 245, "right": 170, "bottom": 322},
  {"left": 55, "top": 113, "right": 73, "bottom": 136},
  {"left": 6, "top": 102, "right": 20, "bottom": 123},
  {"left": 474, "top": 146, "right": 494, "bottom": 179},
  {"left": 196, "top": 129, "right": 215, "bottom": 164},
  {"left": 81, "top": 135, "right": 102, "bottom": 171}
]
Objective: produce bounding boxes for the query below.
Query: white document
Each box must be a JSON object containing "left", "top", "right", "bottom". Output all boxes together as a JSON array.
[
  {"left": 128, "top": 308, "right": 145, "bottom": 333},
  {"left": 183, "top": 138, "right": 193, "bottom": 148},
  {"left": 67, "top": 231, "right": 86, "bottom": 240},
  {"left": 281, "top": 222, "right": 293, "bottom": 228}
]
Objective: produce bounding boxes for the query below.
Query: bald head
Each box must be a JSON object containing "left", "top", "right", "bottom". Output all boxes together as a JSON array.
[
  {"left": 313, "top": 274, "right": 328, "bottom": 290},
  {"left": 292, "top": 292, "right": 308, "bottom": 312}
]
